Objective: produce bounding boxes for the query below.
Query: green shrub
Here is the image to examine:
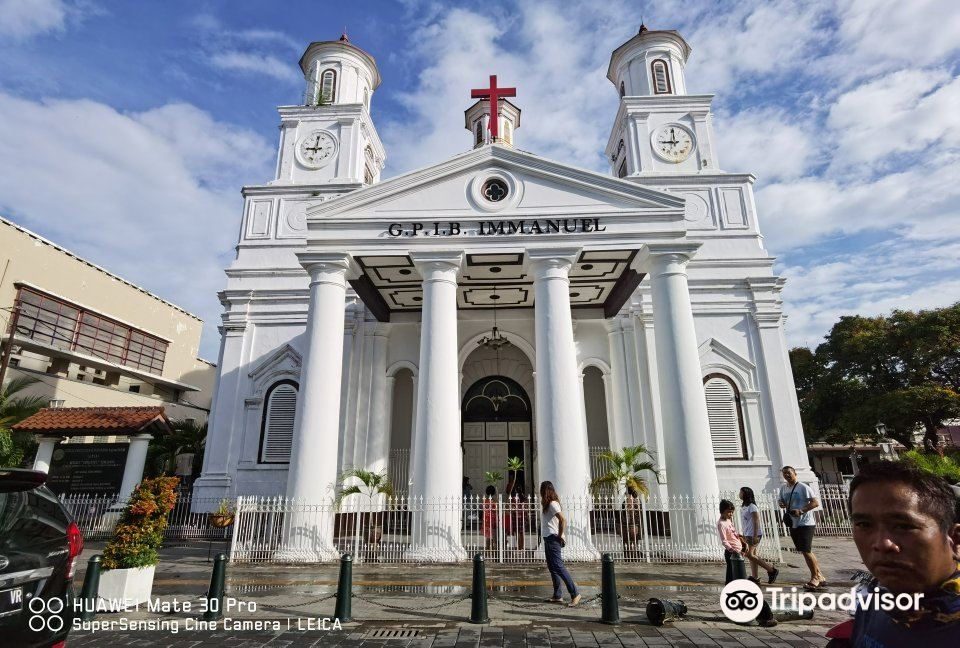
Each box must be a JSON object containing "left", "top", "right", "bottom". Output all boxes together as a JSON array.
[
  {"left": 102, "top": 476, "right": 179, "bottom": 569},
  {"left": 900, "top": 449, "right": 960, "bottom": 484}
]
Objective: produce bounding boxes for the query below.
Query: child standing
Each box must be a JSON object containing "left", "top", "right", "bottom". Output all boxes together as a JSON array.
[{"left": 717, "top": 499, "right": 743, "bottom": 584}]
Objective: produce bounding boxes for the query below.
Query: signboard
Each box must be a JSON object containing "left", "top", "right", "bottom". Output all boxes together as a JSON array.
[{"left": 46, "top": 443, "right": 128, "bottom": 495}]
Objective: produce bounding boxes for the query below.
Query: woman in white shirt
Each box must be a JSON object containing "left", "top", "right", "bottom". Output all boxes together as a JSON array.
[
  {"left": 540, "top": 481, "right": 581, "bottom": 606},
  {"left": 739, "top": 486, "right": 778, "bottom": 585}
]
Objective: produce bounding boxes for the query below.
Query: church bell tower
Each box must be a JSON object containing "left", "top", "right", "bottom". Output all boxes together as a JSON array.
[
  {"left": 605, "top": 25, "right": 719, "bottom": 177},
  {"left": 273, "top": 34, "right": 386, "bottom": 186}
]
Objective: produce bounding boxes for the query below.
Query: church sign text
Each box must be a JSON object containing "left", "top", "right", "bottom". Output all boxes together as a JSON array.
[{"left": 387, "top": 218, "right": 606, "bottom": 237}]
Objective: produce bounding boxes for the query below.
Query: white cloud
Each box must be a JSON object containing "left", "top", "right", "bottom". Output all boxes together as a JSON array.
[
  {"left": 0, "top": 0, "right": 67, "bottom": 39},
  {"left": 210, "top": 51, "right": 299, "bottom": 84},
  {"left": 827, "top": 68, "right": 960, "bottom": 170},
  {"left": 0, "top": 93, "right": 274, "bottom": 356},
  {"left": 714, "top": 108, "right": 818, "bottom": 181}
]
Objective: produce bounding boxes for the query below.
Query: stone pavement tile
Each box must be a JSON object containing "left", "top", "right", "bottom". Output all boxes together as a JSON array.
[
  {"left": 677, "top": 628, "right": 721, "bottom": 646},
  {"left": 433, "top": 629, "right": 461, "bottom": 647},
  {"left": 592, "top": 630, "right": 623, "bottom": 647},
  {"left": 547, "top": 627, "right": 576, "bottom": 648},
  {"left": 611, "top": 629, "right": 648, "bottom": 647},
  {"left": 569, "top": 629, "right": 600, "bottom": 647},
  {"left": 654, "top": 627, "right": 696, "bottom": 647},
  {"left": 722, "top": 630, "right": 769, "bottom": 646}
]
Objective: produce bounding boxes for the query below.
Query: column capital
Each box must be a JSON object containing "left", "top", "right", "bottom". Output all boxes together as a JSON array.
[
  {"left": 297, "top": 252, "right": 356, "bottom": 283},
  {"left": 410, "top": 250, "right": 464, "bottom": 283},
  {"left": 527, "top": 247, "right": 581, "bottom": 278},
  {"left": 635, "top": 242, "right": 702, "bottom": 277}
]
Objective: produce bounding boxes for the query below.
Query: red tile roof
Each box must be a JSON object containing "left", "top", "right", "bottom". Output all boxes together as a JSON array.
[{"left": 11, "top": 406, "right": 173, "bottom": 437}]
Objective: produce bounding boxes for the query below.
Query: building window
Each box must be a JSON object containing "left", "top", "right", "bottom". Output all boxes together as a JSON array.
[
  {"left": 703, "top": 374, "right": 747, "bottom": 459},
  {"left": 617, "top": 159, "right": 628, "bottom": 178},
  {"left": 619, "top": 81, "right": 625, "bottom": 98},
  {"left": 502, "top": 119, "right": 513, "bottom": 145},
  {"left": 319, "top": 69, "right": 337, "bottom": 103},
  {"left": 475, "top": 120, "right": 484, "bottom": 146},
  {"left": 651, "top": 59, "right": 672, "bottom": 94},
  {"left": 259, "top": 380, "right": 298, "bottom": 463},
  {"left": 13, "top": 286, "right": 168, "bottom": 375}
]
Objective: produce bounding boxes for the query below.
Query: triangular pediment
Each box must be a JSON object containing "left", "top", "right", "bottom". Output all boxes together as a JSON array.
[
  {"left": 698, "top": 338, "right": 756, "bottom": 390},
  {"left": 248, "top": 344, "right": 302, "bottom": 396},
  {"left": 307, "top": 145, "right": 685, "bottom": 221}
]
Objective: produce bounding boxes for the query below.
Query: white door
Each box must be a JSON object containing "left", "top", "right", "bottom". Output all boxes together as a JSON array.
[
  {"left": 485, "top": 442, "right": 510, "bottom": 493},
  {"left": 463, "top": 442, "right": 485, "bottom": 497}
]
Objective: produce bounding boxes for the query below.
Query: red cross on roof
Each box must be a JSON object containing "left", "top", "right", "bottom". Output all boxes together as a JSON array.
[{"left": 471, "top": 75, "right": 516, "bottom": 140}]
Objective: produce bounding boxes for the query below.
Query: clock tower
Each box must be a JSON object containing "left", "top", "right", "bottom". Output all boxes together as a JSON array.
[
  {"left": 274, "top": 34, "right": 386, "bottom": 187},
  {"left": 604, "top": 25, "right": 719, "bottom": 177}
]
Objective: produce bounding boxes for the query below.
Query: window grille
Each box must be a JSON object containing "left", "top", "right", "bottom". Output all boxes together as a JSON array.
[{"left": 319, "top": 69, "right": 337, "bottom": 103}]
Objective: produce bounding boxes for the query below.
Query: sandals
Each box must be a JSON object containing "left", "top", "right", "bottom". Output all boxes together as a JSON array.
[
  {"left": 545, "top": 597, "right": 564, "bottom": 604},
  {"left": 569, "top": 594, "right": 582, "bottom": 607},
  {"left": 768, "top": 568, "right": 779, "bottom": 584},
  {"left": 803, "top": 579, "right": 826, "bottom": 590}
]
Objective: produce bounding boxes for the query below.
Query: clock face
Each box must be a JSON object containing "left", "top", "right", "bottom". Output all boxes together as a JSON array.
[
  {"left": 296, "top": 130, "right": 338, "bottom": 168},
  {"left": 653, "top": 125, "right": 695, "bottom": 163}
]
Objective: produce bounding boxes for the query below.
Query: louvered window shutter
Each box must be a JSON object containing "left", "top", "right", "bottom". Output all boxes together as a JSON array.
[
  {"left": 652, "top": 60, "right": 671, "bottom": 94},
  {"left": 704, "top": 377, "right": 745, "bottom": 459},
  {"left": 320, "top": 70, "right": 336, "bottom": 103},
  {"left": 261, "top": 383, "right": 297, "bottom": 463}
]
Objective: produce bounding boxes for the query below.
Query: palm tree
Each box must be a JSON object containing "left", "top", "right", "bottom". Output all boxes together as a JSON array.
[
  {"left": 0, "top": 376, "right": 47, "bottom": 467},
  {"left": 147, "top": 419, "right": 207, "bottom": 478},
  {"left": 590, "top": 445, "right": 656, "bottom": 498},
  {"left": 504, "top": 456, "right": 525, "bottom": 495},
  {"left": 484, "top": 470, "right": 503, "bottom": 489},
  {"left": 336, "top": 468, "right": 394, "bottom": 547}
]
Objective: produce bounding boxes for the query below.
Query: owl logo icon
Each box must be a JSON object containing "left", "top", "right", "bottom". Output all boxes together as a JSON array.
[{"left": 720, "top": 579, "right": 764, "bottom": 623}]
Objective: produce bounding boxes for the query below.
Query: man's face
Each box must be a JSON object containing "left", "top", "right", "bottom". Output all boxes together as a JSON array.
[
  {"left": 851, "top": 481, "right": 957, "bottom": 594},
  {"left": 781, "top": 468, "right": 797, "bottom": 485}
]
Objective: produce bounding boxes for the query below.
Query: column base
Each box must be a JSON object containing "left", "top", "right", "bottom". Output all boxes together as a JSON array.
[
  {"left": 192, "top": 474, "right": 233, "bottom": 511},
  {"left": 403, "top": 544, "right": 469, "bottom": 563}
]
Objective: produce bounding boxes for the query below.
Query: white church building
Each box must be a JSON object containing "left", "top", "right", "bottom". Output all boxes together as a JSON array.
[{"left": 194, "top": 27, "right": 814, "bottom": 529}]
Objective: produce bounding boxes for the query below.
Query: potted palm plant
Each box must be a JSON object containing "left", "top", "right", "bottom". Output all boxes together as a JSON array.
[
  {"left": 336, "top": 469, "right": 394, "bottom": 544},
  {"left": 504, "top": 456, "right": 524, "bottom": 495},
  {"left": 590, "top": 445, "right": 656, "bottom": 549},
  {"left": 99, "top": 476, "right": 179, "bottom": 608}
]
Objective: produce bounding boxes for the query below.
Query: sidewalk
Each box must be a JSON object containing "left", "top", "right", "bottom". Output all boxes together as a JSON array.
[{"left": 69, "top": 535, "right": 863, "bottom": 646}]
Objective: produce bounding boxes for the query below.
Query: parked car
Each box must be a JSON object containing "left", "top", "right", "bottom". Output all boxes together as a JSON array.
[{"left": 0, "top": 469, "right": 83, "bottom": 647}]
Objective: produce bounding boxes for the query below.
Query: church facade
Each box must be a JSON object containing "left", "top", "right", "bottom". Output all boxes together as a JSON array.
[{"left": 194, "top": 28, "right": 814, "bottom": 518}]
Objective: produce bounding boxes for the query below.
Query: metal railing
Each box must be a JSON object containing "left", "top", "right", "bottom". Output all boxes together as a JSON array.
[
  {"left": 229, "top": 492, "right": 783, "bottom": 565},
  {"left": 60, "top": 492, "right": 234, "bottom": 541},
  {"left": 812, "top": 484, "right": 852, "bottom": 536}
]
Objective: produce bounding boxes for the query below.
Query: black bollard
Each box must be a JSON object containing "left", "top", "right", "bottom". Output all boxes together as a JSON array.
[
  {"left": 78, "top": 555, "right": 102, "bottom": 622},
  {"left": 469, "top": 553, "right": 489, "bottom": 624},
  {"left": 646, "top": 598, "right": 688, "bottom": 626},
  {"left": 334, "top": 553, "right": 353, "bottom": 623},
  {"left": 757, "top": 602, "right": 814, "bottom": 626},
  {"left": 600, "top": 553, "right": 620, "bottom": 625},
  {"left": 203, "top": 553, "right": 227, "bottom": 621}
]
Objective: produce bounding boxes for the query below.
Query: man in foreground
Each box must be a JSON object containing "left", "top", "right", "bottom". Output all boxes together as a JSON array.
[{"left": 849, "top": 461, "right": 960, "bottom": 645}]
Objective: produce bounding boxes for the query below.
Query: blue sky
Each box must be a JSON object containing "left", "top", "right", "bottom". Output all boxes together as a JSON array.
[{"left": 1, "top": 0, "right": 958, "bottom": 360}]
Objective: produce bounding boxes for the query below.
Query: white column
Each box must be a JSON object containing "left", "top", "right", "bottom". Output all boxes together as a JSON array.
[
  {"left": 117, "top": 433, "right": 152, "bottom": 502},
  {"left": 407, "top": 251, "right": 465, "bottom": 561},
  {"left": 641, "top": 245, "right": 719, "bottom": 499},
  {"left": 282, "top": 252, "right": 352, "bottom": 561},
  {"left": 605, "top": 318, "right": 634, "bottom": 450},
  {"left": 32, "top": 437, "right": 59, "bottom": 473},
  {"left": 364, "top": 325, "right": 391, "bottom": 475},
  {"left": 193, "top": 318, "right": 249, "bottom": 507},
  {"left": 529, "top": 248, "right": 597, "bottom": 559}
]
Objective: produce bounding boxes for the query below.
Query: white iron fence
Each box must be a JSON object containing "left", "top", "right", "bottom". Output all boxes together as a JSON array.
[
  {"left": 230, "top": 492, "right": 784, "bottom": 565},
  {"left": 812, "top": 484, "right": 852, "bottom": 536},
  {"left": 60, "top": 492, "right": 234, "bottom": 541}
]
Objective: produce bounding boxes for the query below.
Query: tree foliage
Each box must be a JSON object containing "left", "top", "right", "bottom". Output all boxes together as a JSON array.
[
  {"left": 0, "top": 376, "right": 47, "bottom": 467},
  {"left": 790, "top": 303, "right": 960, "bottom": 448},
  {"left": 590, "top": 445, "right": 656, "bottom": 497}
]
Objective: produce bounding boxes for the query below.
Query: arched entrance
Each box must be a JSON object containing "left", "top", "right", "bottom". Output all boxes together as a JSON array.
[{"left": 462, "top": 375, "right": 534, "bottom": 497}]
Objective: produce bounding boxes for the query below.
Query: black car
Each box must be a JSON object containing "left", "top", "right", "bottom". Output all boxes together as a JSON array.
[{"left": 0, "top": 469, "right": 83, "bottom": 647}]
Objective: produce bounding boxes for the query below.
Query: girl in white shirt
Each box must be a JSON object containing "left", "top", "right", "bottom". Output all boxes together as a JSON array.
[
  {"left": 739, "top": 486, "right": 778, "bottom": 585},
  {"left": 539, "top": 481, "right": 581, "bottom": 606}
]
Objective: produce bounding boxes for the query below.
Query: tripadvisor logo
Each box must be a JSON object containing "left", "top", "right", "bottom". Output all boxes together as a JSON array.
[
  {"left": 720, "top": 578, "right": 925, "bottom": 623},
  {"left": 720, "top": 579, "right": 764, "bottom": 623}
]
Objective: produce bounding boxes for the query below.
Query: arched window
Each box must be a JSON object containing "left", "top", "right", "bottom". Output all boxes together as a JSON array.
[
  {"left": 502, "top": 119, "right": 513, "bottom": 145},
  {"left": 651, "top": 59, "right": 672, "bottom": 94},
  {"left": 703, "top": 374, "right": 747, "bottom": 459},
  {"left": 319, "top": 69, "right": 337, "bottom": 104},
  {"left": 475, "top": 120, "right": 484, "bottom": 146},
  {"left": 619, "top": 81, "right": 625, "bottom": 98},
  {"left": 259, "top": 380, "right": 298, "bottom": 463}
]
